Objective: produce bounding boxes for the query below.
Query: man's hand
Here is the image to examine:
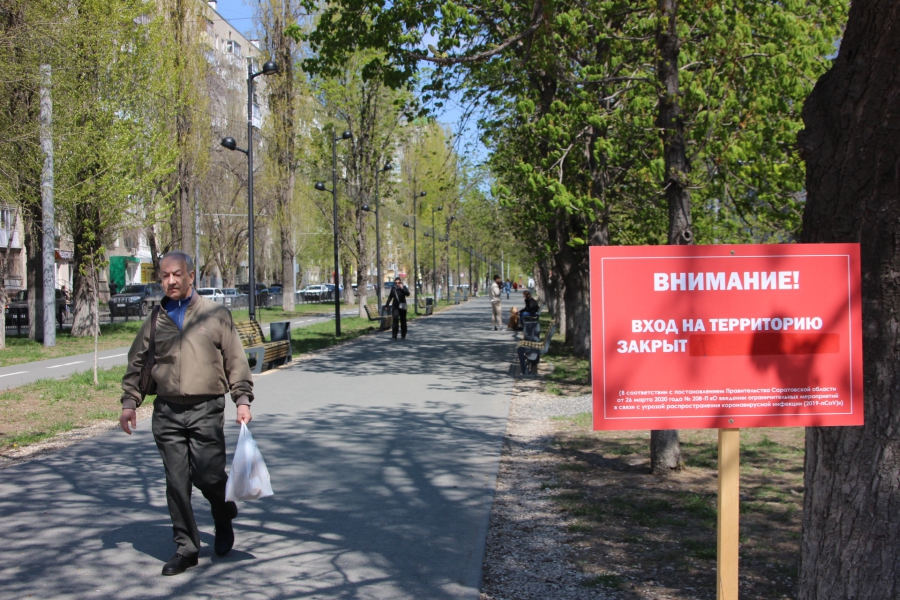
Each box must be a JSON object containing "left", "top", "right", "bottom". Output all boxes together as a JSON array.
[
  {"left": 120, "top": 408, "right": 137, "bottom": 434},
  {"left": 236, "top": 404, "right": 252, "bottom": 425}
]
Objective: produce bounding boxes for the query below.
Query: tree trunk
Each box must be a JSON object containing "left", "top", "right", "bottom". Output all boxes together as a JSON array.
[
  {"left": 797, "top": 1, "right": 900, "bottom": 598},
  {"left": 70, "top": 204, "right": 101, "bottom": 337},
  {"left": 147, "top": 223, "right": 161, "bottom": 282},
  {"left": 25, "top": 215, "right": 44, "bottom": 343},
  {"left": 70, "top": 257, "right": 98, "bottom": 337},
  {"left": 650, "top": 0, "right": 687, "bottom": 475}
]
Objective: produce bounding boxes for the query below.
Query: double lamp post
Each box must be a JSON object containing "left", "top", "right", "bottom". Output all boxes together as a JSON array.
[{"left": 220, "top": 59, "right": 278, "bottom": 322}]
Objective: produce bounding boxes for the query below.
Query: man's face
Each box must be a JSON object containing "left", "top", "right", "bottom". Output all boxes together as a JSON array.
[{"left": 160, "top": 257, "right": 194, "bottom": 300}]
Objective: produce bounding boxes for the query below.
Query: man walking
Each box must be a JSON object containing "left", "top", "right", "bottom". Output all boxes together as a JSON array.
[
  {"left": 119, "top": 251, "right": 254, "bottom": 576},
  {"left": 490, "top": 274, "right": 503, "bottom": 330}
]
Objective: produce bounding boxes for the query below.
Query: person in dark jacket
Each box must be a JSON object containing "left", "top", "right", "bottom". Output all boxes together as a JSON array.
[
  {"left": 521, "top": 290, "right": 539, "bottom": 317},
  {"left": 384, "top": 276, "right": 410, "bottom": 339}
]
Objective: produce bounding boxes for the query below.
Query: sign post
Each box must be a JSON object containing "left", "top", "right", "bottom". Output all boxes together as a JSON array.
[
  {"left": 589, "top": 244, "right": 863, "bottom": 600},
  {"left": 717, "top": 428, "right": 739, "bottom": 600}
]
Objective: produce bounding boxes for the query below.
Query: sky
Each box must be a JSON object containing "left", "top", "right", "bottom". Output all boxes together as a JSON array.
[{"left": 210, "top": 0, "right": 488, "bottom": 165}]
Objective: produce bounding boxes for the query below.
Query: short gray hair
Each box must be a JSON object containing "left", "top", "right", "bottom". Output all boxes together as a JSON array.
[{"left": 161, "top": 250, "right": 194, "bottom": 272}]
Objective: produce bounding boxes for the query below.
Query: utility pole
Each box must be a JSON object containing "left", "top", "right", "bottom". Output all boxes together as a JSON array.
[
  {"left": 194, "top": 195, "right": 200, "bottom": 285},
  {"left": 40, "top": 65, "right": 55, "bottom": 346}
]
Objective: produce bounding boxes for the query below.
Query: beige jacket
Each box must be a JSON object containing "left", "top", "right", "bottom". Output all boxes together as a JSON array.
[
  {"left": 490, "top": 281, "right": 502, "bottom": 303},
  {"left": 120, "top": 292, "right": 253, "bottom": 409}
]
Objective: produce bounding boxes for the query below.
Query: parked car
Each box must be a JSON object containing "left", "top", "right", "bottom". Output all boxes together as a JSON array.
[
  {"left": 196, "top": 287, "right": 225, "bottom": 304},
  {"left": 236, "top": 283, "right": 270, "bottom": 307},
  {"left": 108, "top": 283, "right": 164, "bottom": 320},
  {"left": 299, "top": 284, "right": 330, "bottom": 302},
  {"left": 5, "top": 289, "right": 71, "bottom": 332},
  {"left": 351, "top": 283, "right": 376, "bottom": 295},
  {"left": 268, "top": 284, "right": 284, "bottom": 295},
  {"left": 221, "top": 287, "right": 244, "bottom": 308}
]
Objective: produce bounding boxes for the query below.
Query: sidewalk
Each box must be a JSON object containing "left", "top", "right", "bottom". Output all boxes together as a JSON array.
[{"left": 0, "top": 297, "right": 517, "bottom": 599}]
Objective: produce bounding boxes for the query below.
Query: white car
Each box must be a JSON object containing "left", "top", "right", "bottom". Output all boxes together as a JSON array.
[{"left": 197, "top": 287, "right": 225, "bottom": 304}]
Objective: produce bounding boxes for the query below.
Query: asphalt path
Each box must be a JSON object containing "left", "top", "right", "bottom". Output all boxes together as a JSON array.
[
  {"left": 0, "top": 310, "right": 358, "bottom": 391},
  {"left": 0, "top": 296, "right": 517, "bottom": 599}
]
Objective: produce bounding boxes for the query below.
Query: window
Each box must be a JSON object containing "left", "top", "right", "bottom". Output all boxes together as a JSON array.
[{"left": 225, "top": 40, "right": 241, "bottom": 57}]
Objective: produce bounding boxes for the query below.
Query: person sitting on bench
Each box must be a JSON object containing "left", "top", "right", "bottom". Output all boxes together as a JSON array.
[{"left": 520, "top": 290, "right": 539, "bottom": 318}]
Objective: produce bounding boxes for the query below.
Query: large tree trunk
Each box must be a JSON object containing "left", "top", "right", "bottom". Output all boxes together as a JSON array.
[
  {"left": 797, "top": 2, "right": 900, "bottom": 598},
  {"left": 70, "top": 205, "right": 100, "bottom": 337},
  {"left": 70, "top": 257, "right": 98, "bottom": 337},
  {"left": 25, "top": 215, "right": 44, "bottom": 343},
  {"left": 649, "top": 0, "right": 687, "bottom": 475}
]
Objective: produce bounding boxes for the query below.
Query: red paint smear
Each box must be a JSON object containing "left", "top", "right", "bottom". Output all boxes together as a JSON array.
[{"left": 688, "top": 332, "right": 840, "bottom": 357}]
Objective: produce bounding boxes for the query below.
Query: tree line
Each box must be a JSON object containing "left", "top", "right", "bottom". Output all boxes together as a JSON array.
[
  {"left": 0, "top": 0, "right": 514, "bottom": 341},
  {"left": 295, "top": 0, "right": 900, "bottom": 597}
]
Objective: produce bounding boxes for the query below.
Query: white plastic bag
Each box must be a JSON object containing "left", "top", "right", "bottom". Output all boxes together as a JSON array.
[{"left": 225, "top": 423, "right": 274, "bottom": 501}]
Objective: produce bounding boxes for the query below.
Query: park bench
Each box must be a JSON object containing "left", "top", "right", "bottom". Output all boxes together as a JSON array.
[
  {"left": 236, "top": 320, "right": 292, "bottom": 374},
  {"left": 513, "top": 319, "right": 556, "bottom": 377},
  {"left": 364, "top": 303, "right": 393, "bottom": 331},
  {"left": 417, "top": 297, "right": 434, "bottom": 316}
]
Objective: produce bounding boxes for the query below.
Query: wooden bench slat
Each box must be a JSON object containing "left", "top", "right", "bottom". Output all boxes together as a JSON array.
[{"left": 236, "top": 320, "right": 292, "bottom": 373}]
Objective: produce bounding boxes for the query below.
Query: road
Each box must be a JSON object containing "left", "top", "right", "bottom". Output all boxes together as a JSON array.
[
  {"left": 0, "top": 310, "right": 358, "bottom": 391},
  {"left": 0, "top": 297, "right": 516, "bottom": 599}
]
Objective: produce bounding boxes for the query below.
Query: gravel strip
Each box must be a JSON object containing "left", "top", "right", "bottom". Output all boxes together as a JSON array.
[{"left": 480, "top": 382, "right": 621, "bottom": 600}]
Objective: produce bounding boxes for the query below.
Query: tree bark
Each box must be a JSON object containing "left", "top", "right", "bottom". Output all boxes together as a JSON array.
[
  {"left": 797, "top": 1, "right": 900, "bottom": 598},
  {"left": 25, "top": 215, "right": 44, "bottom": 343},
  {"left": 650, "top": 0, "right": 687, "bottom": 475},
  {"left": 70, "top": 205, "right": 100, "bottom": 337}
]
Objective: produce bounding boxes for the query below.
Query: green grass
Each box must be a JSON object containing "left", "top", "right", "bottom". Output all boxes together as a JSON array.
[
  {"left": 289, "top": 317, "right": 375, "bottom": 355},
  {"left": 0, "top": 366, "right": 144, "bottom": 448},
  {"left": 551, "top": 411, "right": 592, "bottom": 428},
  {"left": 0, "top": 321, "right": 144, "bottom": 368},
  {"left": 683, "top": 539, "right": 717, "bottom": 560}
]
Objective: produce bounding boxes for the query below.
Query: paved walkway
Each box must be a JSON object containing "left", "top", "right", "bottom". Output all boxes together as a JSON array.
[
  {"left": 0, "top": 310, "right": 358, "bottom": 391},
  {"left": 0, "top": 297, "right": 517, "bottom": 599}
]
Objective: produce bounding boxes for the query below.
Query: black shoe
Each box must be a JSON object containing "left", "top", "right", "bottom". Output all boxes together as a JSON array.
[
  {"left": 392, "top": 336, "right": 398, "bottom": 340},
  {"left": 162, "top": 553, "right": 198, "bottom": 576},
  {"left": 214, "top": 501, "right": 238, "bottom": 556},
  {"left": 401, "top": 335, "right": 406, "bottom": 339}
]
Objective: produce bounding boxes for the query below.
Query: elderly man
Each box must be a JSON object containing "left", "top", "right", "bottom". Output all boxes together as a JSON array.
[{"left": 119, "top": 251, "right": 253, "bottom": 576}]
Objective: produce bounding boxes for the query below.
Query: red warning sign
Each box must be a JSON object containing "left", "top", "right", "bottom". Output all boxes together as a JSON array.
[{"left": 589, "top": 244, "right": 863, "bottom": 430}]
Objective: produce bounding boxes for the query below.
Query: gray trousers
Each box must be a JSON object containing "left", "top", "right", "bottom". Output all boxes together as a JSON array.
[{"left": 152, "top": 396, "right": 230, "bottom": 558}]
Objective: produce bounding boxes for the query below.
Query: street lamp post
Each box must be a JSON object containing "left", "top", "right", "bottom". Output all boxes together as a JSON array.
[
  {"left": 220, "top": 59, "right": 277, "bottom": 322},
  {"left": 403, "top": 190, "right": 426, "bottom": 314},
  {"left": 363, "top": 162, "right": 392, "bottom": 310},
  {"left": 314, "top": 129, "right": 352, "bottom": 336},
  {"left": 430, "top": 205, "right": 443, "bottom": 302},
  {"left": 446, "top": 215, "right": 456, "bottom": 299}
]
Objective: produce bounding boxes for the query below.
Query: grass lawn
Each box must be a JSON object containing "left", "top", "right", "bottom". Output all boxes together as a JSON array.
[
  {"left": 290, "top": 316, "right": 377, "bottom": 354},
  {"left": 0, "top": 322, "right": 144, "bottom": 369},
  {"left": 0, "top": 365, "right": 140, "bottom": 448},
  {"left": 544, "top": 416, "right": 804, "bottom": 599}
]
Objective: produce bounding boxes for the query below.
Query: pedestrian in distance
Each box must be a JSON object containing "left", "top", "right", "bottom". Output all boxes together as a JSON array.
[
  {"left": 504, "top": 278, "right": 511, "bottom": 299},
  {"left": 490, "top": 274, "right": 503, "bottom": 330},
  {"left": 118, "top": 250, "right": 254, "bottom": 577},
  {"left": 385, "top": 276, "right": 410, "bottom": 340}
]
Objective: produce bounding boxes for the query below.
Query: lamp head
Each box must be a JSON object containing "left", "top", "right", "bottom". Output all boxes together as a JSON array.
[
  {"left": 436, "top": 205, "right": 443, "bottom": 212},
  {"left": 403, "top": 221, "right": 410, "bottom": 228},
  {"left": 419, "top": 191, "right": 427, "bottom": 197},
  {"left": 382, "top": 162, "right": 393, "bottom": 172},
  {"left": 314, "top": 182, "right": 327, "bottom": 192},
  {"left": 362, "top": 204, "right": 371, "bottom": 212},
  {"left": 261, "top": 61, "right": 278, "bottom": 75},
  {"left": 341, "top": 130, "right": 352, "bottom": 140},
  {"left": 221, "top": 137, "right": 237, "bottom": 151}
]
